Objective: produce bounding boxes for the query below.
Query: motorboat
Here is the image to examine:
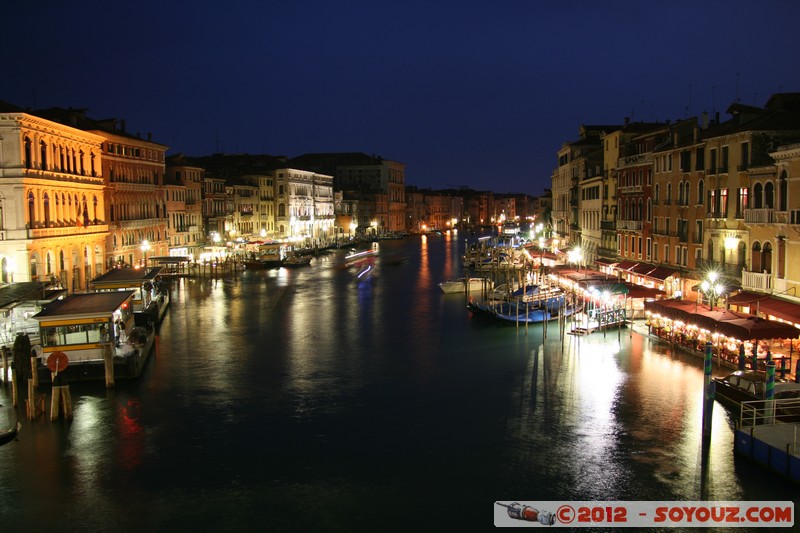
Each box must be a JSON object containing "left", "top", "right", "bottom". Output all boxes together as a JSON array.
[
  {"left": 713, "top": 370, "right": 800, "bottom": 421},
  {"left": 243, "top": 258, "right": 283, "bottom": 269},
  {"left": 344, "top": 248, "right": 377, "bottom": 263},
  {"left": 438, "top": 277, "right": 493, "bottom": 294},
  {"left": 282, "top": 254, "right": 312, "bottom": 267}
]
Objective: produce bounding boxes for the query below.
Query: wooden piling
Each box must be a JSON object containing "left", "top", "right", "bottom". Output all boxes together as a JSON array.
[
  {"left": 25, "top": 378, "right": 45, "bottom": 420},
  {"left": 11, "top": 375, "right": 18, "bottom": 407},
  {"left": 50, "top": 385, "right": 73, "bottom": 421},
  {"left": 1, "top": 346, "right": 7, "bottom": 383},
  {"left": 30, "top": 355, "right": 39, "bottom": 388},
  {"left": 26, "top": 378, "right": 35, "bottom": 419},
  {"left": 104, "top": 343, "right": 115, "bottom": 388}
]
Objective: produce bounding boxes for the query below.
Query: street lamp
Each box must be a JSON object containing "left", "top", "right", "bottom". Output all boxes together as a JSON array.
[
  {"left": 141, "top": 239, "right": 151, "bottom": 268},
  {"left": 700, "top": 271, "right": 724, "bottom": 311}
]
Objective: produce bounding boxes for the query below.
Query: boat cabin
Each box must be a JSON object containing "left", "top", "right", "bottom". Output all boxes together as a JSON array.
[
  {"left": 32, "top": 291, "right": 135, "bottom": 364},
  {"left": 89, "top": 267, "right": 169, "bottom": 324}
]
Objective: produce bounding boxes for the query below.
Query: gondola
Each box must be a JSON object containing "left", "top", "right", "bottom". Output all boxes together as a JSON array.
[{"left": 0, "top": 408, "right": 20, "bottom": 446}]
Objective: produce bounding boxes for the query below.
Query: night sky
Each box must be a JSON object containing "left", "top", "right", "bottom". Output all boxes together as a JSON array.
[{"left": 4, "top": 1, "right": 800, "bottom": 195}]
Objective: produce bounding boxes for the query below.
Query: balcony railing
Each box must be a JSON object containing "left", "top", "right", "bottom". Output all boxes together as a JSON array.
[
  {"left": 695, "top": 258, "right": 743, "bottom": 278},
  {"left": 616, "top": 220, "right": 642, "bottom": 230},
  {"left": 744, "top": 208, "right": 774, "bottom": 224},
  {"left": 28, "top": 223, "right": 109, "bottom": 239},
  {"left": 600, "top": 221, "right": 615, "bottom": 231},
  {"left": 742, "top": 270, "right": 772, "bottom": 292}
]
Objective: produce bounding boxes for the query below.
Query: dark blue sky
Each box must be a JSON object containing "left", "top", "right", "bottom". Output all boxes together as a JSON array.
[{"left": 4, "top": 1, "right": 800, "bottom": 195}]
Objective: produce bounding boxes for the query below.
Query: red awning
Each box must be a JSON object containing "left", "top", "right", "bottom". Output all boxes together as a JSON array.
[
  {"left": 615, "top": 261, "right": 638, "bottom": 270},
  {"left": 631, "top": 263, "right": 656, "bottom": 275},
  {"left": 758, "top": 297, "right": 800, "bottom": 325},
  {"left": 626, "top": 285, "right": 665, "bottom": 299},
  {"left": 594, "top": 258, "right": 617, "bottom": 266},
  {"left": 728, "top": 290, "right": 771, "bottom": 305},
  {"left": 644, "top": 267, "right": 679, "bottom": 282}
]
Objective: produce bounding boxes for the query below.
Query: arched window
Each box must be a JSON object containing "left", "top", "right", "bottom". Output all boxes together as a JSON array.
[
  {"left": 752, "top": 242, "right": 762, "bottom": 272},
  {"left": 753, "top": 183, "right": 763, "bottom": 208},
  {"left": 654, "top": 184, "right": 660, "bottom": 204},
  {"left": 59, "top": 250, "right": 65, "bottom": 271},
  {"left": 707, "top": 239, "right": 715, "bottom": 262},
  {"left": 27, "top": 191, "right": 35, "bottom": 228},
  {"left": 762, "top": 242, "right": 772, "bottom": 274},
  {"left": 666, "top": 183, "right": 672, "bottom": 203},
  {"left": 24, "top": 137, "right": 33, "bottom": 169},
  {"left": 698, "top": 179, "right": 704, "bottom": 205},
  {"left": 765, "top": 182, "right": 774, "bottom": 209},
  {"left": 646, "top": 198, "right": 652, "bottom": 221},
  {"left": 39, "top": 141, "right": 47, "bottom": 170},
  {"left": 738, "top": 241, "right": 746, "bottom": 269},
  {"left": 779, "top": 171, "right": 788, "bottom": 211},
  {"left": 46, "top": 252, "right": 52, "bottom": 275},
  {"left": 638, "top": 198, "right": 643, "bottom": 220},
  {"left": 684, "top": 180, "right": 691, "bottom": 205},
  {"left": 43, "top": 193, "right": 50, "bottom": 227},
  {"left": 678, "top": 182, "right": 685, "bottom": 205}
]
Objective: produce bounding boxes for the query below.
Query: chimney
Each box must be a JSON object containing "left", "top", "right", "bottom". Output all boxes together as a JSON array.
[
  {"left": 624, "top": 116, "right": 630, "bottom": 126},
  {"left": 701, "top": 112, "right": 709, "bottom": 129},
  {"left": 121, "top": 119, "right": 126, "bottom": 132},
  {"left": 147, "top": 132, "right": 152, "bottom": 141}
]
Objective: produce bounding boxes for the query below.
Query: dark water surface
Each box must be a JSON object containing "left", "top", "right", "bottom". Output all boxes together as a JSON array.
[{"left": 1, "top": 233, "right": 796, "bottom": 531}]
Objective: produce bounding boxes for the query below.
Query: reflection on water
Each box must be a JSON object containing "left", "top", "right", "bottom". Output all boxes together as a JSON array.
[{"left": 0, "top": 234, "right": 795, "bottom": 530}]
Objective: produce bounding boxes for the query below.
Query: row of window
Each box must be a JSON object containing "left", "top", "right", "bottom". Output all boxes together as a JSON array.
[{"left": 24, "top": 137, "right": 98, "bottom": 177}]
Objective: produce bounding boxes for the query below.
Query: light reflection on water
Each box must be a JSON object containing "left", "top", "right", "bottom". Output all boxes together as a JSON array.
[{"left": 0, "top": 234, "right": 796, "bottom": 530}]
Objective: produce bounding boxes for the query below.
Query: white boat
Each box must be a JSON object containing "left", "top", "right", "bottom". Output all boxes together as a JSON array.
[{"left": 438, "top": 277, "right": 493, "bottom": 294}]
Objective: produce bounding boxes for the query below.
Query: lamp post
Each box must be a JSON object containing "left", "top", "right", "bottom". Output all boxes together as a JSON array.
[
  {"left": 700, "top": 271, "right": 724, "bottom": 311},
  {"left": 141, "top": 239, "right": 151, "bottom": 268}
]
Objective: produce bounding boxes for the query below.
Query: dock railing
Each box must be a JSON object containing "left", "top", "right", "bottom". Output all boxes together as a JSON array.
[{"left": 740, "top": 398, "right": 800, "bottom": 455}]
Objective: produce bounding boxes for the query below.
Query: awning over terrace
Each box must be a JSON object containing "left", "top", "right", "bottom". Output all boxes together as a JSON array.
[
  {"left": 727, "top": 291, "right": 800, "bottom": 325},
  {"left": 644, "top": 299, "right": 799, "bottom": 341}
]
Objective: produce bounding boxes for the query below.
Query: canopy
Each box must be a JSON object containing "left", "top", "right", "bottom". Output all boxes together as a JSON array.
[{"left": 645, "top": 298, "right": 800, "bottom": 341}]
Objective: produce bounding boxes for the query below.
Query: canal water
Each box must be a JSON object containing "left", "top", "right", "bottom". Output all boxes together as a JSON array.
[{"left": 0, "top": 232, "right": 796, "bottom": 531}]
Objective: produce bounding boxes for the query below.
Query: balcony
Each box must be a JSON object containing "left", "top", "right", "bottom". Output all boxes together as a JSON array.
[
  {"left": 600, "top": 221, "right": 615, "bottom": 231},
  {"left": 29, "top": 223, "right": 109, "bottom": 239},
  {"left": 742, "top": 270, "right": 772, "bottom": 292},
  {"left": 744, "top": 208, "right": 774, "bottom": 224},
  {"left": 618, "top": 153, "right": 653, "bottom": 168},
  {"left": 616, "top": 220, "right": 642, "bottom": 230},
  {"left": 695, "top": 258, "right": 743, "bottom": 279}
]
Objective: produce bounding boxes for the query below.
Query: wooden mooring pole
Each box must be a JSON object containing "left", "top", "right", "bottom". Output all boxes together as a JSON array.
[
  {"left": 26, "top": 378, "right": 45, "bottom": 420},
  {"left": 1, "top": 345, "right": 8, "bottom": 383},
  {"left": 103, "top": 343, "right": 115, "bottom": 388},
  {"left": 50, "top": 385, "right": 73, "bottom": 421}
]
